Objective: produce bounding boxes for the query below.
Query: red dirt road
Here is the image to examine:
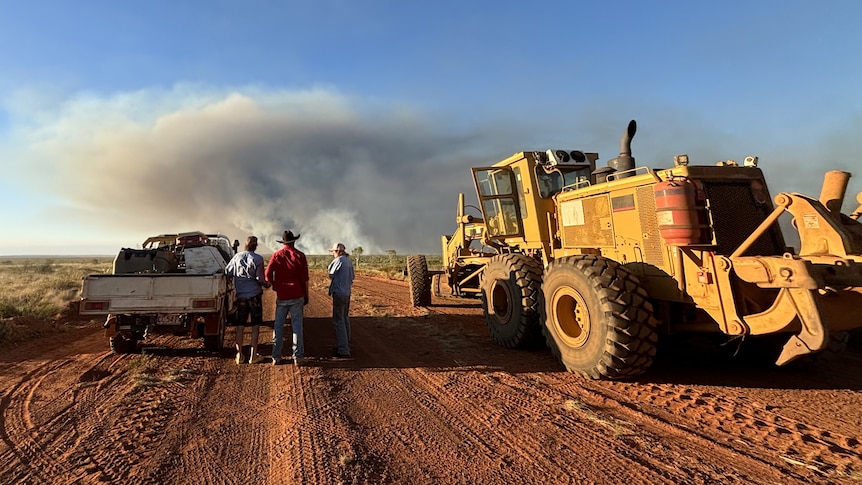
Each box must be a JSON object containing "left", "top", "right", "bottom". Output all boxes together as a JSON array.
[{"left": 1, "top": 271, "right": 861, "bottom": 484}]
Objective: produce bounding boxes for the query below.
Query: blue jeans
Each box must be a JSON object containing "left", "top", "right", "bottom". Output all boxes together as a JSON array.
[
  {"left": 332, "top": 293, "right": 351, "bottom": 355},
  {"left": 273, "top": 297, "right": 304, "bottom": 360}
]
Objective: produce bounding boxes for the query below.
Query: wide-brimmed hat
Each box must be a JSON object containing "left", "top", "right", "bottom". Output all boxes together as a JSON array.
[
  {"left": 329, "top": 242, "right": 346, "bottom": 253},
  {"left": 277, "top": 230, "right": 301, "bottom": 244}
]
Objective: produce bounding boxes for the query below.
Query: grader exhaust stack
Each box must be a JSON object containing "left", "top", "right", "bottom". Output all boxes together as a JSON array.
[{"left": 607, "top": 119, "right": 637, "bottom": 176}]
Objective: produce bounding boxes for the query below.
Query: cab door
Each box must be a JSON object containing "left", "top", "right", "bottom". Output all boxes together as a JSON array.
[{"left": 472, "top": 166, "right": 524, "bottom": 238}]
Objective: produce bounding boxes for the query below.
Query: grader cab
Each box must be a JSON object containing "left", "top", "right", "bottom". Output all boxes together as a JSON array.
[{"left": 410, "top": 120, "right": 862, "bottom": 379}]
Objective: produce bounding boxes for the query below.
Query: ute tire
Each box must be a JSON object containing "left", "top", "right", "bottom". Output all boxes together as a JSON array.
[
  {"left": 541, "top": 255, "right": 658, "bottom": 380},
  {"left": 203, "top": 307, "right": 226, "bottom": 351},
  {"left": 480, "top": 253, "right": 543, "bottom": 348},
  {"left": 110, "top": 334, "right": 138, "bottom": 354}
]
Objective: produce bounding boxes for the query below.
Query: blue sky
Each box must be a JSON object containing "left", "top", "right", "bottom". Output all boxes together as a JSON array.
[{"left": 0, "top": 1, "right": 860, "bottom": 255}]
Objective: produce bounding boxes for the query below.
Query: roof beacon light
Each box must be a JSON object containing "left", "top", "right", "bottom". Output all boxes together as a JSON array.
[{"left": 673, "top": 154, "right": 689, "bottom": 167}]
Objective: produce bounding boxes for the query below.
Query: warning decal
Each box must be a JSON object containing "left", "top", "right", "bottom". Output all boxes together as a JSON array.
[{"left": 561, "top": 200, "right": 586, "bottom": 226}]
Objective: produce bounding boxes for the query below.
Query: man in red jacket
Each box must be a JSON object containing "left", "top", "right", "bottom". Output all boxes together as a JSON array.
[{"left": 264, "top": 230, "right": 309, "bottom": 366}]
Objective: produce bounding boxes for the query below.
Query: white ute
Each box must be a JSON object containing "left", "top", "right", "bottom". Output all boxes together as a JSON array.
[{"left": 79, "top": 232, "right": 238, "bottom": 353}]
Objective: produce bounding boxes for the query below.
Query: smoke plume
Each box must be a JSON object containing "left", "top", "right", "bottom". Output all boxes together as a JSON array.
[
  {"left": 12, "top": 87, "right": 505, "bottom": 254},
  {"left": 4, "top": 86, "right": 861, "bottom": 256}
]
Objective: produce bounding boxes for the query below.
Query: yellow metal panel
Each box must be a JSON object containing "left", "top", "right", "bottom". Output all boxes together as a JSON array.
[{"left": 560, "top": 195, "right": 613, "bottom": 247}]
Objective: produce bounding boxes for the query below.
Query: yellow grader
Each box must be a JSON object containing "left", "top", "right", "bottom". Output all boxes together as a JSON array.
[{"left": 408, "top": 120, "right": 862, "bottom": 379}]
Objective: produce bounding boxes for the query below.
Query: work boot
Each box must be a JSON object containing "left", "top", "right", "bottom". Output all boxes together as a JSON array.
[{"left": 235, "top": 351, "right": 245, "bottom": 365}]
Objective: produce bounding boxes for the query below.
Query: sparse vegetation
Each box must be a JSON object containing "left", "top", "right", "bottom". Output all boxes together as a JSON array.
[
  {"left": 0, "top": 257, "right": 112, "bottom": 319},
  {"left": 305, "top": 254, "right": 442, "bottom": 280},
  {"left": 563, "top": 398, "right": 635, "bottom": 437},
  {"left": 128, "top": 354, "right": 195, "bottom": 387},
  {"left": 0, "top": 318, "right": 54, "bottom": 347},
  {"left": 128, "top": 354, "right": 160, "bottom": 387},
  {"left": 0, "top": 254, "right": 446, "bottom": 347},
  {"left": 336, "top": 440, "right": 356, "bottom": 467},
  {"left": 162, "top": 367, "right": 196, "bottom": 384},
  {"left": 0, "top": 253, "right": 438, "bottom": 318}
]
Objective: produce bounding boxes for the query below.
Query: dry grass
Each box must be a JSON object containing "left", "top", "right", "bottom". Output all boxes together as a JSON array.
[
  {"left": 0, "top": 255, "right": 438, "bottom": 322},
  {"left": 0, "top": 254, "right": 441, "bottom": 348},
  {"left": 0, "top": 317, "right": 60, "bottom": 347},
  {"left": 0, "top": 257, "right": 111, "bottom": 320},
  {"left": 350, "top": 292, "right": 389, "bottom": 318},
  {"left": 336, "top": 440, "right": 356, "bottom": 467},
  {"left": 161, "top": 367, "right": 196, "bottom": 384},
  {"left": 306, "top": 254, "right": 443, "bottom": 281},
  {"left": 563, "top": 398, "right": 635, "bottom": 437},
  {"left": 128, "top": 354, "right": 160, "bottom": 387},
  {"left": 128, "top": 353, "right": 195, "bottom": 387}
]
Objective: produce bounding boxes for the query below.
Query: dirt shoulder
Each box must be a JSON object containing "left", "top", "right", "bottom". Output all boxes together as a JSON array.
[{"left": 0, "top": 270, "right": 860, "bottom": 484}]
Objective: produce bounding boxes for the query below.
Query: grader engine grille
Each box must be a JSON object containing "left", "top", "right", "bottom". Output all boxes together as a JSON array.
[
  {"left": 637, "top": 186, "right": 664, "bottom": 265},
  {"left": 703, "top": 180, "right": 784, "bottom": 256}
]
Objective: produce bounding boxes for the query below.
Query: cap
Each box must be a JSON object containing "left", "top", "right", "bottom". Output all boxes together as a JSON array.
[{"left": 329, "top": 242, "right": 346, "bottom": 252}]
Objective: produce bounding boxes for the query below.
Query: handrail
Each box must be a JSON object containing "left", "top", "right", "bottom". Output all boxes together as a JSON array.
[{"left": 606, "top": 166, "right": 653, "bottom": 181}]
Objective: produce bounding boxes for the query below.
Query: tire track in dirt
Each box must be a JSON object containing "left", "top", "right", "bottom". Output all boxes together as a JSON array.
[
  {"left": 341, "top": 275, "right": 859, "bottom": 483},
  {"left": 312, "top": 298, "right": 654, "bottom": 484},
  {"left": 559, "top": 376, "right": 862, "bottom": 482},
  {"left": 59, "top": 352, "right": 129, "bottom": 483},
  {"left": 0, "top": 331, "right": 225, "bottom": 485},
  {"left": 0, "top": 349, "right": 120, "bottom": 484},
  {"left": 343, "top": 277, "right": 647, "bottom": 482},
  {"left": 70, "top": 350, "right": 205, "bottom": 483},
  {"left": 0, "top": 360, "right": 78, "bottom": 484},
  {"left": 3, "top": 271, "right": 861, "bottom": 483},
  {"left": 408, "top": 367, "right": 692, "bottom": 484},
  {"left": 147, "top": 349, "right": 254, "bottom": 485},
  {"left": 260, "top": 287, "right": 395, "bottom": 485},
  {"left": 503, "top": 372, "right": 792, "bottom": 484},
  {"left": 334, "top": 311, "right": 751, "bottom": 484},
  {"left": 0, "top": 324, "right": 110, "bottom": 478},
  {"left": 266, "top": 367, "right": 340, "bottom": 484}
]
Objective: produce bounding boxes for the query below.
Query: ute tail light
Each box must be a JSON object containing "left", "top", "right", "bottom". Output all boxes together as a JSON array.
[
  {"left": 192, "top": 299, "right": 217, "bottom": 309},
  {"left": 82, "top": 301, "right": 109, "bottom": 311}
]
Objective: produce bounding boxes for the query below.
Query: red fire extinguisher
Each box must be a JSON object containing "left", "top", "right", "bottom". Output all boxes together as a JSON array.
[{"left": 654, "top": 177, "right": 711, "bottom": 245}]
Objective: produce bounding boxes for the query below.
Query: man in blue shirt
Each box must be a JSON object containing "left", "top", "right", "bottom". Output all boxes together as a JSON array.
[
  {"left": 225, "top": 236, "right": 270, "bottom": 364},
  {"left": 327, "top": 242, "right": 355, "bottom": 358}
]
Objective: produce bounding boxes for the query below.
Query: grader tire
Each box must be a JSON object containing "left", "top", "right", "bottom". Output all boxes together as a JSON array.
[
  {"left": 481, "top": 254, "right": 543, "bottom": 348},
  {"left": 432, "top": 273, "right": 443, "bottom": 298},
  {"left": 407, "top": 255, "right": 432, "bottom": 307},
  {"left": 541, "top": 255, "right": 658, "bottom": 380}
]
